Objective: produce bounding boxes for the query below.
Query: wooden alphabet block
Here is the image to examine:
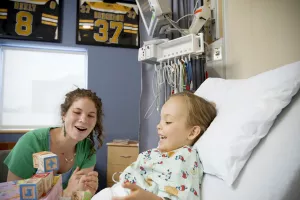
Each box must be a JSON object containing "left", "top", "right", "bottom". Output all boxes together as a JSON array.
[
  {"left": 19, "top": 178, "right": 44, "bottom": 200},
  {"left": 32, "top": 171, "right": 53, "bottom": 194},
  {"left": 33, "top": 151, "right": 59, "bottom": 173},
  {"left": 71, "top": 191, "right": 93, "bottom": 200},
  {"left": 40, "top": 175, "right": 63, "bottom": 200}
]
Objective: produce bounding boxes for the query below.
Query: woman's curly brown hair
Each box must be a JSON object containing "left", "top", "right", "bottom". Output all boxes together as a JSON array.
[{"left": 60, "top": 88, "right": 104, "bottom": 158}]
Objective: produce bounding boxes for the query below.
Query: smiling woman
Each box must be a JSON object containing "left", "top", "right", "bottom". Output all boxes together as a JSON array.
[{"left": 3, "top": 88, "right": 103, "bottom": 197}]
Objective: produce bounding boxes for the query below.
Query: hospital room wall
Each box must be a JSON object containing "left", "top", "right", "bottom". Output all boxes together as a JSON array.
[
  {"left": 0, "top": 0, "right": 140, "bottom": 190},
  {"left": 224, "top": 0, "right": 300, "bottom": 79}
]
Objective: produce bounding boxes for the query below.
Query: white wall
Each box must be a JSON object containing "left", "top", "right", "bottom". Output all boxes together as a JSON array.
[{"left": 224, "top": 0, "right": 300, "bottom": 79}]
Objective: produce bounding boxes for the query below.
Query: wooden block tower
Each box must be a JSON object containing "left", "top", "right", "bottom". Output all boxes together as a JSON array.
[{"left": 19, "top": 151, "right": 59, "bottom": 199}]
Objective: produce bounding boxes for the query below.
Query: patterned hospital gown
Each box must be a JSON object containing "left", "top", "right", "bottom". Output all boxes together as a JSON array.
[{"left": 119, "top": 145, "right": 203, "bottom": 200}]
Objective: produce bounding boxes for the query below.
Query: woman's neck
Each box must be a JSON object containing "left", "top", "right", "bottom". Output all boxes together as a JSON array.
[{"left": 51, "top": 127, "right": 77, "bottom": 153}]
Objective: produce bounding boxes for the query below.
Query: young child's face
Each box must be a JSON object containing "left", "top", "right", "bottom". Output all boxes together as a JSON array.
[{"left": 157, "top": 96, "right": 194, "bottom": 152}]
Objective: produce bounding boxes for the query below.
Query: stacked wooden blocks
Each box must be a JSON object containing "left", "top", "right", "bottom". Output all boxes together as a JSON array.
[
  {"left": 18, "top": 151, "right": 92, "bottom": 200},
  {"left": 19, "top": 151, "right": 59, "bottom": 200}
]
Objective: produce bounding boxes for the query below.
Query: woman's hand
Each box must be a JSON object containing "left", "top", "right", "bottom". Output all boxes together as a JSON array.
[
  {"left": 83, "top": 171, "right": 99, "bottom": 195},
  {"left": 63, "top": 167, "right": 86, "bottom": 197},
  {"left": 112, "top": 183, "right": 163, "bottom": 200}
]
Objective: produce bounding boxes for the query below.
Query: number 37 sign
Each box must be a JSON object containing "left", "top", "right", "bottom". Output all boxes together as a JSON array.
[
  {"left": 76, "top": 0, "right": 139, "bottom": 49},
  {"left": 0, "top": 0, "right": 62, "bottom": 42}
]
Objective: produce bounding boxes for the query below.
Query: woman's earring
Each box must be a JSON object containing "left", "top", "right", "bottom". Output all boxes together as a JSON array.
[{"left": 63, "top": 122, "right": 66, "bottom": 137}]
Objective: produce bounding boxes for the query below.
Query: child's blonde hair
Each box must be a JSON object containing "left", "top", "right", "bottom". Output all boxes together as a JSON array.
[{"left": 170, "top": 91, "right": 217, "bottom": 143}]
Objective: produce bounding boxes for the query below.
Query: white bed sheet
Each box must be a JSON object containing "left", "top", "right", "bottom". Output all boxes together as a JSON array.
[{"left": 201, "top": 91, "right": 300, "bottom": 200}]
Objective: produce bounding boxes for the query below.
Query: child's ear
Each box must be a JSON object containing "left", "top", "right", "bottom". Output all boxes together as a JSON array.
[{"left": 188, "top": 126, "right": 201, "bottom": 140}]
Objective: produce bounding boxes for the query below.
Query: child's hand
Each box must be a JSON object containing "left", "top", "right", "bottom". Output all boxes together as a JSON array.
[{"left": 112, "top": 183, "right": 163, "bottom": 200}]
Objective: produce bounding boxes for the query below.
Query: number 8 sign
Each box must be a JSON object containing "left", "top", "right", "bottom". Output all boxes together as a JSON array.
[{"left": 0, "top": 0, "right": 62, "bottom": 42}]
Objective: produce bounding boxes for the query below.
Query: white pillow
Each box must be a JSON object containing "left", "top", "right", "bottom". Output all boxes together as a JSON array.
[{"left": 194, "top": 61, "right": 300, "bottom": 186}]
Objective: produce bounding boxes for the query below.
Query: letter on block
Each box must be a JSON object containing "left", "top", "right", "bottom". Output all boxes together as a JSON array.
[
  {"left": 71, "top": 191, "right": 93, "bottom": 200},
  {"left": 19, "top": 178, "right": 44, "bottom": 200},
  {"left": 33, "top": 151, "right": 59, "bottom": 173},
  {"left": 32, "top": 171, "right": 53, "bottom": 194}
]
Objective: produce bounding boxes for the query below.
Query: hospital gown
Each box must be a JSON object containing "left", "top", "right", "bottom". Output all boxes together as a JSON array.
[{"left": 119, "top": 145, "right": 203, "bottom": 200}]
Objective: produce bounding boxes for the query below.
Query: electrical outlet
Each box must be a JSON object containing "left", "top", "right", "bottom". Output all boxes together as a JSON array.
[
  {"left": 205, "top": 38, "right": 225, "bottom": 78},
  {"left": 213, "top": 47, "right": 222, "bottom": 61}
]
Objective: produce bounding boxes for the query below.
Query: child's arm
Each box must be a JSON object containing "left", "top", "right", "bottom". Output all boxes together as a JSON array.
[
  {"left": 113, "top": 183, "right": 164, "bottom": 200},
  {"left": 119, "top": 152, "right": 145, "bottom": 184}
]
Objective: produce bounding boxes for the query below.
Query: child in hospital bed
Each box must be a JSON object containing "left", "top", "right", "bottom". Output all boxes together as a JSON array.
[{"left": 92, "top": 91, "right": 217, "bottom": 200}]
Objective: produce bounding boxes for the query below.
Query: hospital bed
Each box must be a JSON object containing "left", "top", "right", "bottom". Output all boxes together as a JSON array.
[
  {"left": 106, "top": 62, "right": 300, "bottom": 200},
  {"left": 201, "top": 81, "right": 300, "bottom": 200},
  {"left": 134, "top": 1, "right": 300, "bottom": 198}
]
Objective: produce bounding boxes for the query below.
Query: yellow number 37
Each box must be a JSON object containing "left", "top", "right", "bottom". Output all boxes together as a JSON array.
[{"left": 93, "top": 19, "right": 123, "bottom": 44}]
